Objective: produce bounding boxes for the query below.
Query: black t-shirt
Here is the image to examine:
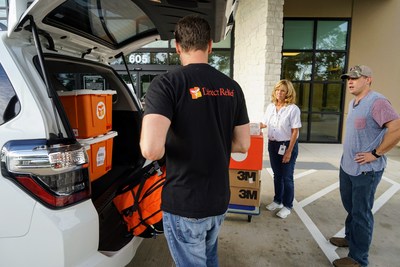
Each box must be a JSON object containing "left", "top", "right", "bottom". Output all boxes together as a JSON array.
[{"left": 144, "top": 63, "right": 249, "bottom": 218}]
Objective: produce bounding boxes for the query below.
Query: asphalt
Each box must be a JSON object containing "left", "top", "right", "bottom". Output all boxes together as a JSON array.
[{"left": 127, "top": 143, "right": 400, "bottom": 267}]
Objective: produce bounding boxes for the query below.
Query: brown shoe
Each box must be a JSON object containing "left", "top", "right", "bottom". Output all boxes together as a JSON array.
[
  {"left": 332, "top": 257, "right": 360, "bottom": 267},
  {"left": 329, "top": 237, "right": 349, "bottom": 247}
]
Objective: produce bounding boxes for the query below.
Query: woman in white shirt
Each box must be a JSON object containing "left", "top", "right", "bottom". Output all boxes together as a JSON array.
[{"left": 260, "top": 79, "right": 302, "bottom": 219}]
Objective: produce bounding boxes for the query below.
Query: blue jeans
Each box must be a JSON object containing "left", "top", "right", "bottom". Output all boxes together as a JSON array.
[
  {"left": 339, "top": 167, "right": 383, "bottom": 267},
  {"left": 268, "top": 140, "right": 298, "bottom": 209},
  {"left": 162, "top": 211, "right": 226, "bottom": 267}
]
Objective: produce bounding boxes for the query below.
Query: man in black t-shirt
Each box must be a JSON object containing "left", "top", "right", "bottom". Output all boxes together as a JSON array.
[{"left": 140, "top": 15, "right": 250, "bottom": 267}]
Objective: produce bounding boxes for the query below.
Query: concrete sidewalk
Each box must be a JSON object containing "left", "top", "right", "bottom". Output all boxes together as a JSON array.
[{"left": 128, "top": 143, "right": 400, "bottom": 267}]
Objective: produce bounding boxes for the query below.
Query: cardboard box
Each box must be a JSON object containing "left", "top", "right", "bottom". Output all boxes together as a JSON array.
[
  {"left": 229, "top": 169, "right": 260, "bottom": 188},
  {"left": 229, "top": 134, "right": 264, "bottom": 170},
  {"left": 229, "top": 181, "right": 261, "bottom": 207},
  {"left": 58, "top": 89, "right": 116, "bottom": 138},
  {"left": 79, "top": 131, "right": 117, "bottom": 182}
]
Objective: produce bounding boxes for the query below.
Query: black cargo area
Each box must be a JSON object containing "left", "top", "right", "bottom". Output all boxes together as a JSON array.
[{"left": 41, "top": 54, "right": 149, "bottom": 251}]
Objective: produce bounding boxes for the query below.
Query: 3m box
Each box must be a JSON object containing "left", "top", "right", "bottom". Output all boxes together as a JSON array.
[
  {"left": 229, "top": 181, "right": 261, "bottom": 207},
  {"left": 79, "top": 131, "right": 118, "bottom": 182},
  {"left": 58, "top": 89, "right": 116, "bottom": 138},
  {"left": 229, "top": 169, "right": 260, "bottom": 188},
  {"left": 229, "top": 134, "right": 264, "bottom": 170}
]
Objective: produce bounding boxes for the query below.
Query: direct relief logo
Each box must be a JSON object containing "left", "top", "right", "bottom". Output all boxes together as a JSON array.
[
  {"left": 189, "top": 87, "right": 202, "bottom": 99},
  {"left": 97, "top": 101, "right": 106, "bottom": 120},
  {"left": 190, "top": 86, "right": 235, "bottom": 100}
]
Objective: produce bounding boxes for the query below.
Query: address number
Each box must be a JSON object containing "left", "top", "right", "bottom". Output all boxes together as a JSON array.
[{"left": 129, "top": 54, "right": 149, "bottom": 64}]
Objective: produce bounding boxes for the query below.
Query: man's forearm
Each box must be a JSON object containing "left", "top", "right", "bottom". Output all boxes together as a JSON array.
[
  {"left": 231, "top": 124, "right": 251, "bottom": 153},
  {"left": 375, "top": 119, "right": 400, "bottom": 155}
]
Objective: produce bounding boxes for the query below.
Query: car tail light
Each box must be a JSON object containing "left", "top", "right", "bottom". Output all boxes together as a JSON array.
[{"left": 1, "top": 139, "right": 91, "bottom": 208}]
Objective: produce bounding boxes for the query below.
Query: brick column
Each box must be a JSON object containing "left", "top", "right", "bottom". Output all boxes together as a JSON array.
[{"left": 233, "top": 0, "right": 284, "bottom": 122}]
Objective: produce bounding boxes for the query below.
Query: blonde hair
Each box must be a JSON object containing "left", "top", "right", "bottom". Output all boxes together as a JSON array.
[{"left": 271, "top": 79, "right": 297, "bottom": 105}]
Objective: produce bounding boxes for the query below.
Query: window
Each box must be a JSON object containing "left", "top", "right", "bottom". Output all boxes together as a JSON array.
[
  {"left": 282, "top": 19, "right": 350, "bottom": 143},
  {"left": 0, "top": 0, "right": 7, "bottom": 31},
  {"left": 113, "top": 32, "right": 233, "bottom": 76},
  {"left": 44, "top": 0, "right": 156, "bottom": 48},
  {"left": 0, "top": 63, "right": 20, "bottom": 124},
  {"left": 51, "top": 72, "right": 109, "bottom": 91},
  {"left": 112, "top": 32, "right": 233, "bottom": 100}
]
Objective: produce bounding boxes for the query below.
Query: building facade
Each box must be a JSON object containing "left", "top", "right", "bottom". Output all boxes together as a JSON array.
[
  {"left": 234, "top": 0, "right": 400, "bottom": 143},
  {"left": 2, "top": 0, "right": 399, "bottom": 143}
]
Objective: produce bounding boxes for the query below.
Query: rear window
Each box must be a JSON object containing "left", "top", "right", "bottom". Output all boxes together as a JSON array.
[
  {"left": 51, "top": 73, "right": 108, "bottom": 91},
  {"left": 0, "top": 0, "right": 7, "bottom": 31},
  {"left": 0, "top": 64, "right": 20, "bottom": 124},
  {"left": 44, "top": 0, "right": 156, "bottom": 48}
]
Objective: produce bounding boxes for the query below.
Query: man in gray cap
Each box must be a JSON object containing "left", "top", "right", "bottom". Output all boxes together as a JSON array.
[{"left": 329, "top": 65, "right": 400, "bottom": 267}]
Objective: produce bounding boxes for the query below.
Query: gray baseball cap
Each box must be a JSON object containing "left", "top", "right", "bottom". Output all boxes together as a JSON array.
[{"left": 341, "top": 65, "right": 373, "bottom": 79}]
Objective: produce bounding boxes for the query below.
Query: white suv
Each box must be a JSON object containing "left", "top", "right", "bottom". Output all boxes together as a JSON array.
[{"left": 0, "top": 0, "right": 235, "bottom": 266}]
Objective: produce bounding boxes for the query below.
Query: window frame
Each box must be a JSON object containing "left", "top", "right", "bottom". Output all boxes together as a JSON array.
[
  {"left": 0, "top": 0, "right": 8, "bottom": 31},
  {"left": 281, "top": 18, "right": 351, "bottom": 143},
  {"left": 0, "top": 63, "right": 20, "bottom": 125}
]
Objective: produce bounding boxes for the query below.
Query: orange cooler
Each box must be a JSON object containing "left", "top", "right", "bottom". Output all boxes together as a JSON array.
[
  {"left": 79, "top": 131, "right": 118, "bottom": 182},
  {"left": 229, "top": 134, "right": 264, "bottom": 170},
  {"left": 58, "top": 90, "right": 116, "bottom": 138}
]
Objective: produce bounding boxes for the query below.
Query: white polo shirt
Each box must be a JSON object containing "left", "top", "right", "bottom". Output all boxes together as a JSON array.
[{"left": 262, "top": 103, "right": 302, "bottom": 141}]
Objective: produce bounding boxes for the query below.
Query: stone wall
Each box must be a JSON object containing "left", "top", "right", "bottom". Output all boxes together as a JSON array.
[{"left": 233, "top": 0, "right": 284, "bottom": 122}]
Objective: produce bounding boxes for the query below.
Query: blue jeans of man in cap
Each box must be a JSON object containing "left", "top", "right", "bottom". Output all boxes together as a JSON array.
[
  {"left": 339, "top": 167, "right": 383, "bottom": 267},
  {"left": 268, "top": 140, "right": 298, "bottom": 209},
  {"left": 162, "top": 211, "right": 226, "bottom": 267}
]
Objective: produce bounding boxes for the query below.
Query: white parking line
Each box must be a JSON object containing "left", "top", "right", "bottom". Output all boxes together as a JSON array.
[
  {"left": 266, "top": 168, "right": 400, "bottom": 265},
  {"left": 293, "top": 200, "right": 340, "bottom": 263},
  {"left": 373, "top": 177, "right": 400, "bottom": 213},
  {"left": 335, "top": 176, "right": 400, "bottom": 237},
  {"left": 294, "top": 169, "right": 317, "bottom": 180},
  {"left": 298, "top": 182, "right": 339, "bottom": 208}
]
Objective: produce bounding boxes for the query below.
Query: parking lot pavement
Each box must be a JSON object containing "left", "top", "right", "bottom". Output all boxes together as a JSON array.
[{"left": 128, "top": 143, "right": 400, "bottom": 267}]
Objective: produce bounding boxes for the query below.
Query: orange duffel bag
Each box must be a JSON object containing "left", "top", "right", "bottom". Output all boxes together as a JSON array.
[{"left": 113, "top": 163, "right": 166, "bottom": 238}]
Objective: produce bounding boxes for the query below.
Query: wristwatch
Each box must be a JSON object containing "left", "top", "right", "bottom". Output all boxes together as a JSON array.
[{"left": 371, "top": 149, "right": 381, "bottom": 158}]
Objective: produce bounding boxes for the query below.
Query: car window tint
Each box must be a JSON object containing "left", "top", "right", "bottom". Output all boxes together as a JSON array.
[
  {"left": 44, "top": 0, "right": 156, "bottom": 48},
  {"left": 0, "top": 63, "right": 20, "bottom": 125},
  {"left": 52, "top": 73, "right": 108, "bottom": 91},
  {"left": 0, "top": 1, "right": 7, "bottom": 31}
]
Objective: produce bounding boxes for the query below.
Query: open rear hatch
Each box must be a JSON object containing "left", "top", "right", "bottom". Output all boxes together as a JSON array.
[
  {"left": 41, "top": 53, "right": 151, "bottom": 251},
  {"left": 8, "top": 0, "right": 235, "bottom": 61}
]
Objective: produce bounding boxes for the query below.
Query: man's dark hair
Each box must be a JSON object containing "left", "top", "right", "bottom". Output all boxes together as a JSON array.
[{"left": 174, "top": 15, "right": 211, "bottom": 52}]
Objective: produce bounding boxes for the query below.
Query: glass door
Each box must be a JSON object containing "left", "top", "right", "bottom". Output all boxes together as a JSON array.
[
  {"left": 138, "top": 72, "right": 160, "bottom": 103},
  {"left": 116, "top": 68, "right": 172, "bottom": 105},
  {"left": 282, "top": 19, "right": 350, "bottom": 143}
]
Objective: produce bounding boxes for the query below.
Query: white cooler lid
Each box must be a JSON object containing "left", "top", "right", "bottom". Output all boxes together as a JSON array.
[
  {"left": 57, "top": 89, "right": 117, "bottom": 96},
  {"left": 78, "top": 131, "right": 118, "bottom": 146}
]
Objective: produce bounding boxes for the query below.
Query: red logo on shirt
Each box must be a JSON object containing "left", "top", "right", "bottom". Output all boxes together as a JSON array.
[
  {"left": 189, "top": 86, "right": 235, "bottom": 99},
  {"left": 189, "top": 87, "right": 202, "bottom": 99}
]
